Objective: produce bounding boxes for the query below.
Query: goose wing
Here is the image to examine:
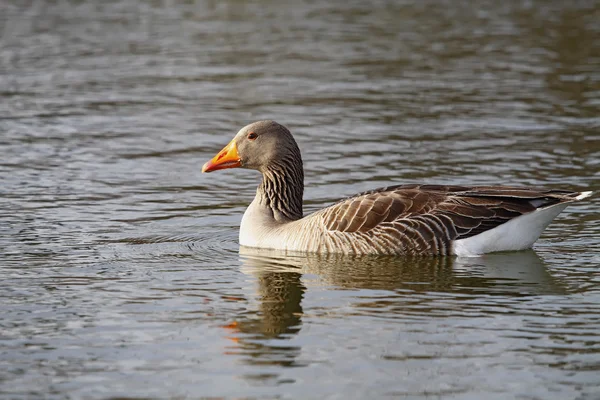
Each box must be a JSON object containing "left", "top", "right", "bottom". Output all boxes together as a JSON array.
[{"left": 315, "top": 184, "right": 580, "bottom": 255}]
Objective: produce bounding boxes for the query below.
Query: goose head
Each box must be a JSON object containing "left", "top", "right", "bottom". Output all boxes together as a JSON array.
[{"left": 202, "top": 120, "right": 301, "bottom": 173}]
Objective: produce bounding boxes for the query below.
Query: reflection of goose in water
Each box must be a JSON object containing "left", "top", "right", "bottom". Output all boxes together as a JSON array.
[
  {"left": 221, "top": 258, "right": 305, "bottom": 368},
  {"left": 240, "top": 247, "right": 566, "bottom": 296},
  {"left": 225, "top": 248, "right": 565, "bottom": 367},
  {"left": 239, "top": 267, "right": 304, "bottom": 339}
]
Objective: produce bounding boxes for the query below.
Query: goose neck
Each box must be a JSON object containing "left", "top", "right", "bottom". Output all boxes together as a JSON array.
[{"left": 257, "top": 160, "right": 304, "bottom": 222}]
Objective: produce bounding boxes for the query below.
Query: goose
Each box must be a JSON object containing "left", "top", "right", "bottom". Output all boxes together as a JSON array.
[{"left": 202, "top": 120, "right": 592, "bottom": 256}]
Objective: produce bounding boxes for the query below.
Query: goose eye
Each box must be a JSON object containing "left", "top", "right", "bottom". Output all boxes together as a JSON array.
[{"left": 247, "top": 132, "right": 258, "bottom": 140}]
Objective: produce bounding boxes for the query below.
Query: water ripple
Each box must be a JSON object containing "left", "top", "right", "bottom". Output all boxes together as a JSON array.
[{"left": 1, "top": 1, "right": 599, "bottom": 399}]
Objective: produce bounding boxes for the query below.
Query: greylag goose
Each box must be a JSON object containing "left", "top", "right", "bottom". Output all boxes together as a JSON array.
[{"left": 202, "top": 120, "right": 592, "bottom": 256}]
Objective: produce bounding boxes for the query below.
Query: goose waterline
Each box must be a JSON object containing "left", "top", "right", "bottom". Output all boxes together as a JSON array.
[{"left": 202, "top": 120, "right": 592, "bottom": 256}]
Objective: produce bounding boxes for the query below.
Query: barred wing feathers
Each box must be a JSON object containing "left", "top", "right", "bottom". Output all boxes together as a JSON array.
[{"left": 315, "top": 184, "right": 581, "bottom": 255}]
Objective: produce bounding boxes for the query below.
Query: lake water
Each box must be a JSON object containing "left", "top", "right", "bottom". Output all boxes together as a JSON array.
[{"left": 1, "top": 1, "right": 599, "bottom": 399}]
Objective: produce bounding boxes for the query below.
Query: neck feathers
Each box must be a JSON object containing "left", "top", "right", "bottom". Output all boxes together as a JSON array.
[{"left": 258, "top": 155, "right": 304, "bottom": 222}]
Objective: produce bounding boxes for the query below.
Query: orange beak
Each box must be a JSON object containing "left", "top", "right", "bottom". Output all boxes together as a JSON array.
[{"left": 202, "top": 139, "right": 242, "bottom": 173}]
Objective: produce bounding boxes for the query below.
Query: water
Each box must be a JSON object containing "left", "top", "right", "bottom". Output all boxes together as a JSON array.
[{"left": 1, "top": 1, "right": 599, "bottom": 398}]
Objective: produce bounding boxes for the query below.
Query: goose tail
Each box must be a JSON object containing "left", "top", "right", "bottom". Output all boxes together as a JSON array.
[{"left": 575, "top": 191, "right": 593, "bottom": 201}]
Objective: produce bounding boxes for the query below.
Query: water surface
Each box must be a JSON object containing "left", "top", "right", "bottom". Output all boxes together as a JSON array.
[{"left": 1, "top": 1, "right": 599, "bottom": 399}]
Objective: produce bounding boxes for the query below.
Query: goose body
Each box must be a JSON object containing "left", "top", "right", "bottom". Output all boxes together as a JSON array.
[{"left": 202, "top": 121, "right": 592, "bottom": 256}]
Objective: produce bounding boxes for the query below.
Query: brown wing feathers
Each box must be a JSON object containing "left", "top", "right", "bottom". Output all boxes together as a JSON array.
[{"left": 320, "top": 184, "right": 578, "bottom": 255}]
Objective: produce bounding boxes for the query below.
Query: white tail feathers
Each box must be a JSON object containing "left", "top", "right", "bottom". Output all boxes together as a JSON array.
[{"left": 575, "top": 191, "right": 593, "bottom": 200}]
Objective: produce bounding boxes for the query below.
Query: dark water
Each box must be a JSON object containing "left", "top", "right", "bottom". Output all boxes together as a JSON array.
[{"left": 1, "top": 1, "right": 599, "bottom": 398}]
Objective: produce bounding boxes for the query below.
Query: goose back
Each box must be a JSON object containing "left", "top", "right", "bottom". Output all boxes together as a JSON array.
[{"left": 294, "top": 184, "right": 586, "bottom": 255}]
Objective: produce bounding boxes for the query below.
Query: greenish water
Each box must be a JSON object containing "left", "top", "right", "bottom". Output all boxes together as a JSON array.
[{"left": 1, "top": 1, "right": 599, "bottom": 399}]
